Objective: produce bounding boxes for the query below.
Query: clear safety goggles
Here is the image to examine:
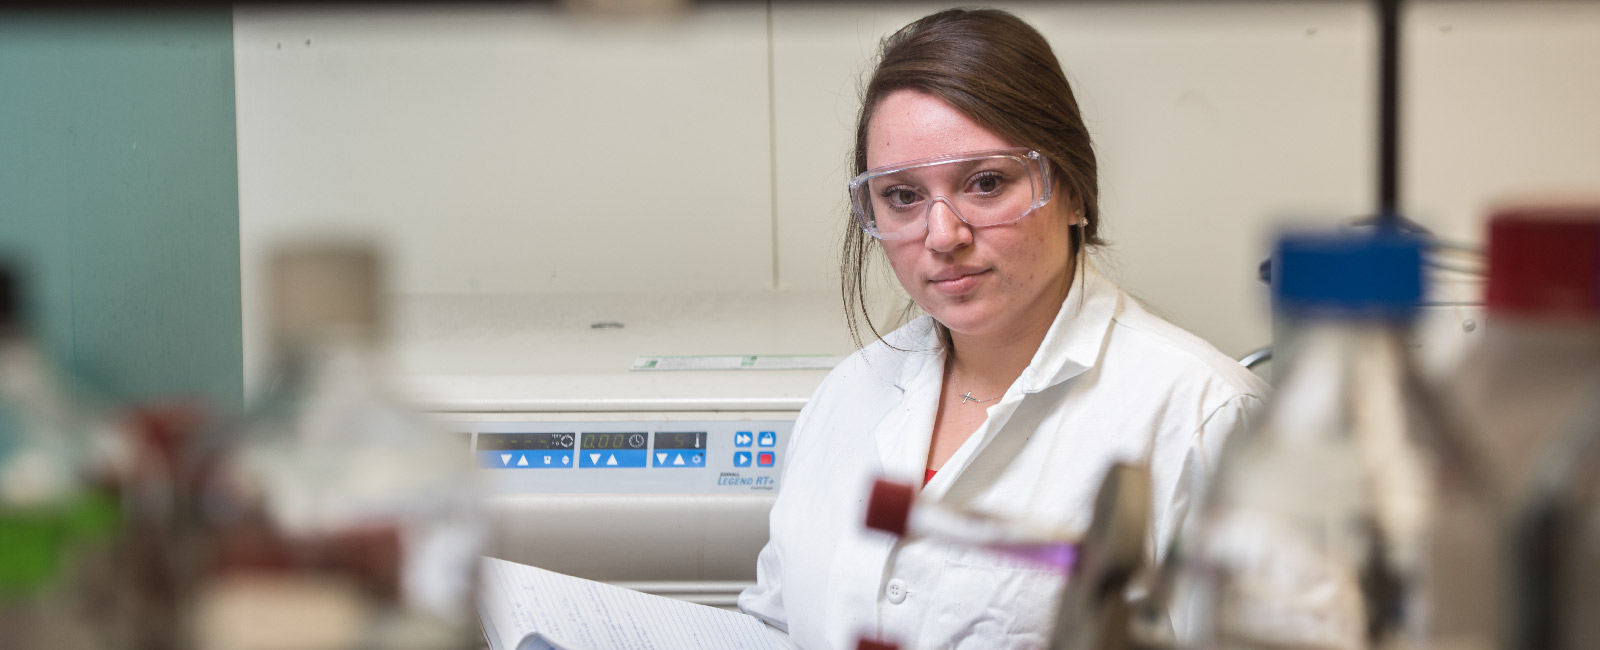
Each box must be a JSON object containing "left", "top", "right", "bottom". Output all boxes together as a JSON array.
[{"left": 849, "top": 148, "right": 1054, "bottom": 241}]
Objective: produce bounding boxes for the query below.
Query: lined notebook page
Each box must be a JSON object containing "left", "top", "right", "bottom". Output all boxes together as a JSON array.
[{"left": 479, "top": 557, "right": 783, "bottom": 650}]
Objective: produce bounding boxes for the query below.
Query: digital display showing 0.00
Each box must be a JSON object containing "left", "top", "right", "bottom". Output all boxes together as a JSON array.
[{"left": 582, "top": 432, "right": 646, "bottom": 450}]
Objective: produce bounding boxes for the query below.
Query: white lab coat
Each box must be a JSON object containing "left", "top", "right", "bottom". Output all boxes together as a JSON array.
[{"left": 738, "top": 264, "right": 1268, "bottom": 650}]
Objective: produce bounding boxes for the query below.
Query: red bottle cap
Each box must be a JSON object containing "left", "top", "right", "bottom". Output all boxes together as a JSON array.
[
  {"left": 864, "top": 479, "right": 915, "bottom": 537},
  {"left": 1486, "top": 205, "right": 1600, "bottom": 319}
]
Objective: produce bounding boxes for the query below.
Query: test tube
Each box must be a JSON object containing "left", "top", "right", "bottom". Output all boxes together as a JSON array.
[{"left": 865, "top": 479, "right": 1078, "bottom": 571}]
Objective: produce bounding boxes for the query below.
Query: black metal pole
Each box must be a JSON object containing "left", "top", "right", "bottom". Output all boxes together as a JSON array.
[{"left": 1378, "top": 0, "right": 1401, "bottom": 226}]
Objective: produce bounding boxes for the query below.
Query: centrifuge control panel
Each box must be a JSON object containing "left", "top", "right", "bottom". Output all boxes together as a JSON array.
[{"left": 444, "top": 420, "right": 791, "bottom": 494}]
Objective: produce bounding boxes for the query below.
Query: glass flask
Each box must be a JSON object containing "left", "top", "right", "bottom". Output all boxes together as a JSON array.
[
  {"left": 1506, "top": 205, "right": 1600, "bottom": 650},
  {"left": 1452, "top": 206, "right": 1600, "bottom": 499},
  {"left": 1174, "top": 233, "right": 1502, "bottom": 650}
]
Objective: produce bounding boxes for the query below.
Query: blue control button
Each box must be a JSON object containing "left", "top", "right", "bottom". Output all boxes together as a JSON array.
[
  {"left": 654, "top": 450, "right": 706, "bottom": 467},
  {"left": 478, "top": 450, "right": 572, "bottom": 469},
  {"left": 734, "top": 431, "right": 754, "bottom": 447},
  {"left": 734, "top": 451, "right": 752, "bottom": 467},
  {"left": 758, "top": 431, "right": 777, "bottom": 447},
  {"left": 579, "top": 449, "right": 648, "bottom": 468}
]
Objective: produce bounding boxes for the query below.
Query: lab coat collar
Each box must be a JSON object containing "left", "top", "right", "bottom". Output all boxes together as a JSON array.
[
  {"left": 872, "top": 319, "right": 942, "bottom": 483},
  {"left": 870, "top": 261, "right": 1119, "bottom": 485},
  {"left": 887, "top": 259, "right": 1119, "bottom": 394},
  {"left": 1019, "top": 259, "right": 1120, "bottom": 392},
  {"left": 889, "top": 319, "right": 940, "bottom": 393}
]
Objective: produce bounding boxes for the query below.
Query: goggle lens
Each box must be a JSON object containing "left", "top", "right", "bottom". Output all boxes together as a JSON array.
[{"left": 850, "top": 149, "right": 1051, "bottom": 240}]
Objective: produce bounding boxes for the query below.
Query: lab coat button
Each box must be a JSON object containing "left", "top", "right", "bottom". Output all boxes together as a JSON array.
[{"left": 885, "top": 578, "right": 906, "bottom": 604}]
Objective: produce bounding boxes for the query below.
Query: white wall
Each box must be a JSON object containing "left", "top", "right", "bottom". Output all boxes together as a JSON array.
[
  {"left": 235, "top": 1, "right": 1600, "bottom": 381},
  {"left": 1407, "top": 2, "right": 1600, "bottom": 241}
]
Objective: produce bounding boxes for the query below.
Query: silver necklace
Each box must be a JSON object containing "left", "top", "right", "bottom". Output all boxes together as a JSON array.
[
  {"left": 948, "top": 358, "right": 1002, "bottom": 404},
  {"left": 959, "top": 391, "right": 1002, "bottom": 404}
]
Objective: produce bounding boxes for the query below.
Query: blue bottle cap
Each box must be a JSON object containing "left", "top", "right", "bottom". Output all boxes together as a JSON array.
[{"left": 1273, "top": 233, "right": 1424, "bottom": 320}]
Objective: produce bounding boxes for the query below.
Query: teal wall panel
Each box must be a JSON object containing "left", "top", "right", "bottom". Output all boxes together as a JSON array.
[{"left": 0, "top": 9, "right": 243, "bottom": 409}]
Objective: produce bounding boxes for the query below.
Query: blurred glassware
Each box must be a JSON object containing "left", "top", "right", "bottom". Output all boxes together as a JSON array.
[
  {"left": 1173, "top": 233, "right": 1501, "bottom": 650},
  {"left": 1519, "top": 385, "right": 1600, "bottom": 650},
  {"left": 862, "top": 465, "right": 1152, "bottom": 650},
  {"left": 864, "top": 477, "right": 1079, "bottom": 571},
  {"left": 1452, "top": 206, "right": 1600, "bottom": 498},
  {"left": 0, "top": 260, "right": 135, "bottom": 650},
  {"left": 181, "top": 243, "right": 482, "bottom": 650},
  {"left": 1500, "top": 205, "right": 1600, "bottom": 650}
]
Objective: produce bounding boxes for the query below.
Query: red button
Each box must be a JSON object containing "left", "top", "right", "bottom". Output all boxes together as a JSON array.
[{"left": 757, "top": 451, "right": 774, "bottom": 467}]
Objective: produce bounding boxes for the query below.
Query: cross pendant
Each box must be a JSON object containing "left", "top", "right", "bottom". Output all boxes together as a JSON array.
[{"left": 961, "top": 391, "right": 977, "bottom": 403}]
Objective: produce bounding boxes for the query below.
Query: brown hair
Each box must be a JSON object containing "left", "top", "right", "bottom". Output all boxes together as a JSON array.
[{"left": 841, "top": 7, "right": 1103, "bottom": 348}]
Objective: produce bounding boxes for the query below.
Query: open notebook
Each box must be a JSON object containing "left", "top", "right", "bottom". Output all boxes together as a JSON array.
[{"left": 478, "top": 557, "right": 790, "bottom": 650}]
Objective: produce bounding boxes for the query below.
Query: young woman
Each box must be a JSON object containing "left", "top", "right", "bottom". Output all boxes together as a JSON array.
[{"left": 739, "top": 9, "right": 1268, "bottom": 649}]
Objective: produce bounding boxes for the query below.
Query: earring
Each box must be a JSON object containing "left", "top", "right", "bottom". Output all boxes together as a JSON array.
[{"left": 1073, "top": 209, "right": 1086, "bottom": 227}]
